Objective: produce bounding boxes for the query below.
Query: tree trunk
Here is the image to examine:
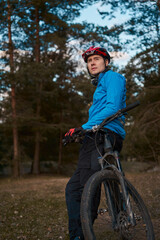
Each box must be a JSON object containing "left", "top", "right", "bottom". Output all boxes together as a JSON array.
[
  {"left": 32, "top": 6, "right": 41, "bottom": 174},
  {"left": 32, "top": 81, "right": 42, "bottom": 174},
  {"left": 7, "top": 0, "right": 19, "bottom": 177},
  {"left": 58, "top": 112, "right": 63, "bottom": 173},
  {"left": 58, "top": 129, "right": 63, "bottom": 170}
]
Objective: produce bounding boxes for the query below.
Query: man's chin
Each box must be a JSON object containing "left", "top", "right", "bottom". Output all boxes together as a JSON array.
[{"left": 90, "top": 71, "right": 100, "bottom": 76}]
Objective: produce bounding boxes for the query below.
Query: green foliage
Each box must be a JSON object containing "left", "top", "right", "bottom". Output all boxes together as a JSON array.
[
  {"left": 0, "top": 0, "right": 159, "bottom": 175},
  {"left": 0, "top": 0, "right": 108, "bottom": 175},
  {"left": 122, "top": 86, "right": 160, "bottom": 163},
  {"left": 100, "top": 0, "right": 160, "bottom": 163},
  {"left": 99, "top": 0, "right": 159, "bottom": 51},
  {"left": 121, "top": 46, "right": 160, "bottom": 162}
]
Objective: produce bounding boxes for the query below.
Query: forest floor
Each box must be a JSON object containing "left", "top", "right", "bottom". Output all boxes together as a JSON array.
[{"left": 0, "top": 169, "right": 159, "bottom": 240}]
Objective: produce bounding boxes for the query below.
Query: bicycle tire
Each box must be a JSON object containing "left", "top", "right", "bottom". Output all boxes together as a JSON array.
[{"left": 80, "top": 170, "right": 155, "bottom": 240}]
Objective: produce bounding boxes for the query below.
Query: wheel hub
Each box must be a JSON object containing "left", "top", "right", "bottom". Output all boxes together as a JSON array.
[{"left": 117, "top": 211, "right": 132, "bottom": 240}]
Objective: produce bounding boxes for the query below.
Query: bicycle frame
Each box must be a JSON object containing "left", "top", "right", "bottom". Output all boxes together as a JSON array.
[
  {"left": 90, "top": 101, "right": 140, "bottom": 230},
  {"left": 79, "top": 101, "right": 155, "bottom": 240}
]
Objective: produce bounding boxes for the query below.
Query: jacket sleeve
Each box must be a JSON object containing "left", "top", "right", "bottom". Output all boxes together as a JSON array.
[{"left": 82, "top": 72, "right": 126, "bottom": 129}]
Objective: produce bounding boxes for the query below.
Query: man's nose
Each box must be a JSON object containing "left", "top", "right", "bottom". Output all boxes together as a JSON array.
[{"left": 91, "top": 61, "right": 95, "bottom": 65}]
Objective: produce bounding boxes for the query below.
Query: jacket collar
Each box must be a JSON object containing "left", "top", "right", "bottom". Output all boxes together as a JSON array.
[
  {"left": 98, "top": 68, "right": 110, "bottom": 83},
  {"left": 90, "top": 68, "right": 110, "bottom": 86}
]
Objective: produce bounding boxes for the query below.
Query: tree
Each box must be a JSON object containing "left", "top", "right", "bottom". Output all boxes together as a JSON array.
[
  {"left": 14, "top": 0, "right": 122, "bottom": 174},
  {"left": 97, "top": 0, "right": 160, "bottom": 163},
  {"left": 98, "top": 0, "right": 159, "bottom": 51},
  {"left": 0, "top": 0, "right": 21, "bottom": 177},
  {"left": 1, "top": 0, "right": 127, "bottom": 176},
  {"left": 121, "top": 45, "right": 160, "bottom": 163},
  {"left": 16, "top": 0, "right": 99, "bottom": 174}
]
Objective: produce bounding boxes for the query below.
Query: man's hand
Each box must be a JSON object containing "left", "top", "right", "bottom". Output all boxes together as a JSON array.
[
  {"left": 63, "top": 127, "right": 83, "bottom": 145},
  {"left": 65, "top": 127, "right": 83, "bottom": 137}
]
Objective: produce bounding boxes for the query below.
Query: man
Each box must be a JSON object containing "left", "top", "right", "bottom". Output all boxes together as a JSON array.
[{"left": 64, "top": 46, "right": 126, "bottom": 240}]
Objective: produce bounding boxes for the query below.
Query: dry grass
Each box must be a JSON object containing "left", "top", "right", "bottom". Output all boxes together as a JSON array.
[
  {"left": 0, "top": 176, "right": 69, "bottom": 240},
  {"left": 0, "top": 172, "right": 159, "bottom": 240}
]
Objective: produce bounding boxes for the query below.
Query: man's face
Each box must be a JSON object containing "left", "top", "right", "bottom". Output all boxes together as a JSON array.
[{"left": 87, "top": 55, "right": 108, "bottom": 75}]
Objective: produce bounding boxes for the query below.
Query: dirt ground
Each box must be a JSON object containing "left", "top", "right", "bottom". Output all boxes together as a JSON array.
[{"left": 0, "top": 172, "right": 159, "bottom": 240}]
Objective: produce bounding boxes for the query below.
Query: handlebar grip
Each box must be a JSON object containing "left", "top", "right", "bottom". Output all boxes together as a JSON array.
[{"left": 121, "top": 101, "right": 140, "bottom": 114}]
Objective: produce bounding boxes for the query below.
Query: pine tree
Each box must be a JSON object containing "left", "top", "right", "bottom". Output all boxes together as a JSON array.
[
  {"left": 1, "top": 0, "right": 126, "bottom": 175},
  {"left": 0, "top": 0, "right": 21, "bottom": 177},
  {"left": 98, "top": 0, "right": 160, "bottom": 163},
  {"left": 121, "top": 46, "right": 160, "bottom": 163}
]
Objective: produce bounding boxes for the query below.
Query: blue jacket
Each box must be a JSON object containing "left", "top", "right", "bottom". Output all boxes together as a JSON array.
[{"left": 82, "top": 70, "right": 126, "bottom": 139}]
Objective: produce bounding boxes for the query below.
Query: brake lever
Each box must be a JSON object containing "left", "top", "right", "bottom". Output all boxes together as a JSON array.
[{"left": 62, "top": 138, "right": 68, "bottom": 146}]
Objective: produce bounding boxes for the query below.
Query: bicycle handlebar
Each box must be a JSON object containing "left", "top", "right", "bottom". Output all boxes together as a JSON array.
[
  {"left": 99, "top": 100, "right": 140, "bottom": 128},
  {"left": 120, "top": 101, "right": 140, "bottom": 114},
  {"left": 63, "top": 101, "right": 140, "bottom": 145}
]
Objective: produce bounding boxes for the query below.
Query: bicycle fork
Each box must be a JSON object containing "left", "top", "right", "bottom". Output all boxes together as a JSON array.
[
  {"left": 118, "top": 172, "right": 136, "bottom": 226},
  {"left": 103, "top": 166, "right": 136, "bottom": 231},
  {"left": 103, "top": 181, "right": 118, "bottom": 230}
]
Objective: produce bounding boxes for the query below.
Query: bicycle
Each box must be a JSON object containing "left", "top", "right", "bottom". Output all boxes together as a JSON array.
[{"left": 64, "top": 101, "right": 155, "bottom": 240}]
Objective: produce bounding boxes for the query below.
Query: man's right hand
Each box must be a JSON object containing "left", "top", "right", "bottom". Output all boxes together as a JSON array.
[{"left": 63, "top": 127, "right": 83, "bottom": 145}]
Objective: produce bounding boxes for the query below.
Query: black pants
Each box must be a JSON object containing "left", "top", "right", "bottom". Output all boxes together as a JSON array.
[{"left": 65, "top": 130, "right": 123, "bottom": 240}]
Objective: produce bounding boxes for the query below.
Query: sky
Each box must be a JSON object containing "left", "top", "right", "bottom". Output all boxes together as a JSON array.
[
  {"left": 72, "top": 2, "right": 131, "bottom": 68},
  {"left": 76, "top": 3, "right": 107, "bottom": 27},
  {"left": 75, "top": 2, "right": 131, "bottom": 27}
]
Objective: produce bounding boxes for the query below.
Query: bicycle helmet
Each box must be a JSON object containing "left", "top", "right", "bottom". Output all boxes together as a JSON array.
[{"left": 82, "top": 46, "right": 110, "bottom": 63}]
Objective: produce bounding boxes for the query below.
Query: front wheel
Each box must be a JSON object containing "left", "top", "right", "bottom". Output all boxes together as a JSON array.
[{"left": 80, "top": 170, "right": 155, "bottom": 240}]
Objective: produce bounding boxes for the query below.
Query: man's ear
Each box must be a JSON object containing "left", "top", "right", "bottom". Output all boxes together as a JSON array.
[{"left": 105, "top": 59, "right": 109, "bottom": 67}]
